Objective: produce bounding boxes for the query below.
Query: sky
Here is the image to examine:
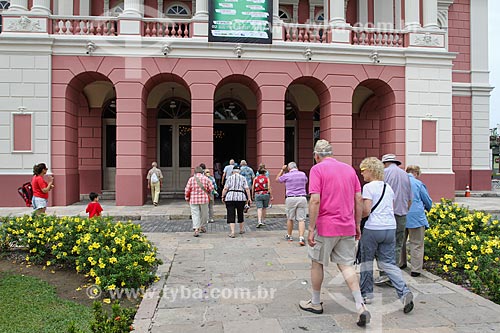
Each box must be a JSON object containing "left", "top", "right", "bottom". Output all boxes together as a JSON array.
[{"left": 489, "top": 0, "right": 500, "bottom": 129}]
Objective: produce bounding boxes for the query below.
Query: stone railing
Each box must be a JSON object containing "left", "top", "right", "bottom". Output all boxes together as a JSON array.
[
  {"left": 351, "top": 28, "right": 406, "bottom": 47},
  {"left": 142, "top": 18, "right": 192, "bottom": 38},
  {"left": 51, "top": 16, "right": 118, "bottom": 36},
  {"left": 282, "top": 23, "right": 330, "bottom": 43}
]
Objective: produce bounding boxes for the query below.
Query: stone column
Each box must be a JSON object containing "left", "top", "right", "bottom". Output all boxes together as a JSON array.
[
  {"left": 122, "top": 0, "right": 143, "bottom": 17},
  {"left": 405, "top": 0, "right": 421, "bottom": 30},
  {"left": 31, "top": 0, "right": 51, "bottom": 14},
  {"left": 329, "top": 0, "right": 346, "bottom": 26},
  {"left": 194, "top": 0, "right": 208, "bottom": 18},
  {"left": 7, "top": 0, "right": 28, "bottom": 12},
  {"left": 423, "top": 0, "right": 439, "bottom": 30},
  {"left": 272, "top": 0, "right": 283, "bottom": 40}
]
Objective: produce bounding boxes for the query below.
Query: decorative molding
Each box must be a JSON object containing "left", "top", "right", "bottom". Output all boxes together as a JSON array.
[
  {"left": 409, "top": 32, "right": 445, "bottom": 48},
  {"left": 5, "top": 15, "right": 45, "bottom": 32}
]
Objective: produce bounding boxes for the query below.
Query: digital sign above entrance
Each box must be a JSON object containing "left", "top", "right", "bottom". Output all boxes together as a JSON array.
[{"left": 208, "top": 0, "right": 273, "bottom": 44}]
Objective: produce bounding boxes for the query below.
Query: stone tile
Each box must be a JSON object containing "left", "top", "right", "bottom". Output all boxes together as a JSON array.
[
  {"left": 205, "top": 304, "right": 261, "bottom": 322},
  {"left": 222, "top": 318, "right": 283, "bottom": 332},
  {"left": 453, "top": 323, "right": 500, "bottom": 332},
  {"left": 152, "top": 307, "right": 207, "bottom": 326},
  {"left": 436, "top": 306, "right": 500, "bottom": 325},
  {"left": 279, "top": 315, "right": 340, "bottom": 332},
  {"left": 151, "top": 321, "right": 223, "bottom": 333},
  {"left": 253, "top": 270, "right": 296, "bottom": 281},
  {"left": 411, "top": 283, "right": 455, "bottom": 295}
]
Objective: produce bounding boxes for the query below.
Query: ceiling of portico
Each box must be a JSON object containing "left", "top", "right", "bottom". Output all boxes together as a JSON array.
[
  {"left": 288, "top": 84, "right": 320, "bottom": 112},
  {"left": 83, "top": 81, "right": 115, "bottom": 108},
  {"left": 352, "top": 86, "right": 374, "bottom": 114},
  {"left": 147, "top": 82, "right": 190, "bottom": 108},
  {"left": 215, "top": 83, "right": 257, "bottom": 111}
]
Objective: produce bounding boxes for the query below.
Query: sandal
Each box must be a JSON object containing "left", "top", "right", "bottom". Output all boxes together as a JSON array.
[
  {"left": 228, "top": 233, "right": 235, "bottom": 238},
  {"left": 200, "top": 227, "right": 207, "bottom": 233},
  {"left": 193, "top": 230, "right": 199, "bottom": 237},
  {"left": 239, "top": 230, "right": 245, "bottom": 234}
]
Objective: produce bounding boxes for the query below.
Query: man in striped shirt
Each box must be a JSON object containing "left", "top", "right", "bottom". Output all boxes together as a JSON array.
[{"left": 185, "top": 166, "right": 214, "bottom": 237}]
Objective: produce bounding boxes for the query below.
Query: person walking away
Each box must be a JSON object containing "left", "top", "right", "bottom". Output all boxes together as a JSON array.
[
  {"left": 276, "top": 162, "right": 308, "bottom": 245},
  {"left": 239, "top": 160, "right": 255, "bottom": 189},
  {"left": 222, "top": 165, "right": 252, "bottom": 238},
  {"left": 402, "top": 165, "right": 433, "bottom": 277},
  {"left": 375, "top": 153, "right": 412, "bottom": 285},
  {"left": 253, "top": 168, "right": 272, "bottom": 228},
  {"left": 299, "top": 140, "right": 370, "bottom": 327},
  {"left": 358, "top": 157, "right": 414, "bottom": 313},
  {"left": 147, "top": 162, "right": 163, "bottom": 206},
  {"left": 205, "top": 169, "right": 218, "bottom": 223},
  {"left": 185, "top": 166, "right": 214, "bottom": 237},
  {"left": 214, "top": 160, "right": 223, "bottom": 196},
  {"left": 31, "top": 163, "right": 54, "bottom": 215},
  {"left": 221, "top": 159, "right": 235, "bottom": 186},
  {"left": 86, "top": 192, "right": 103, "bottom": 218}
]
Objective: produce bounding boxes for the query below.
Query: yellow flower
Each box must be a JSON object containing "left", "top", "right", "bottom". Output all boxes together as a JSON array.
[
  {"left": 46, "top": 261, "right": 51, "bottom": 266},
  {"left": 133, "top": 262, "right": 138, "bottom": 267},
  {"left": 103, "top": 298, "right": 111, "bottom": 304},
  {"left": 107, "top": 284, "right": 116, "bottom": 291},
  {"left": 473, "top": 265, "right": 478, "bottom": 271},
  {"left": 424, "top": 256, "right": 429, "bottom": 260},
  {"left": 466, "top": 251, "right": 472, "bottom": 256},
  {"left": 471, "top": 245, "right": 478, "bottom": 251},
  {"left": 95, "top": 277, "right": 101, "bottom": 285},
  {"left": 443, "top": 265, "right": 449, "bottom": 272},
  {"left": 467, "top": 257, "right": 474, "bottom": 263},
  {"left": 109, "top": 257, "right": 118, "bottom": 264},
  {"left": 98, "top": 262, "right": 106, "bottom": 269},
  {"left": 452, "top": 262, "right": 457, "bottom": 268},
  {"left": 464, "top": 264, "right": 471, "bottom": 270},
  {"left": 121, "top": 281, "right": 126, "bottom": 287}
]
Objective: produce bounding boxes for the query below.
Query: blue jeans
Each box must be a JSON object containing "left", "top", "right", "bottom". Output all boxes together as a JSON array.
[{"left": 360, "top": 228, "right": 411, "bottom": 300}]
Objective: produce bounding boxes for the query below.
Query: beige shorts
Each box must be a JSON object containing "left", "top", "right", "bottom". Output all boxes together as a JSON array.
[
  {"left": 308, "top": 231, "right": 356, "bottom": 266},
  {"left": 285, "top": 196, "right": 307, "bottom": 221}
]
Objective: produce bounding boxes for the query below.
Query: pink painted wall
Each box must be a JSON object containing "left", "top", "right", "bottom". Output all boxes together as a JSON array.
[
  {"left": 46, "top": 56, "right": 415, "bottom": 207},
  {"left": 448, "top": 0, "right": 471, "bottom": 83},
  {"left": 353, "top": 96, "right": 380, "bottom": 170},
  {"left": 421, "top": 120, "right": 437, "bottom": 153},
  {"left": 452, "top": 95, "right": 472, "bottom": 190},
  {"left": 13, "top": 114, "right": 32, "bottom": 151},
  {"left": 78, "top": 101, "right": 102, "bottom": 196}
]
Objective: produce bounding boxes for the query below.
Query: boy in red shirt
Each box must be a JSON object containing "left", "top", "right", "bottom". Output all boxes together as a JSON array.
[{"left": 86, "top": 192, "right": 103, "bottom": 218}]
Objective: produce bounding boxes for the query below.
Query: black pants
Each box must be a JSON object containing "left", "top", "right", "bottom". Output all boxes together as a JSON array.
[{"left": 226, "top": 201, "right": 245, "bottom": 223}]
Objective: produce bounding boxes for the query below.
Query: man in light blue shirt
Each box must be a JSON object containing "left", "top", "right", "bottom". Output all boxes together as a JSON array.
[
  {"left": 239, "top": 160, "right": 255, "bottom": 188},
  {"left": 375, "top": 154, "right": 412, "bottom": 285}
]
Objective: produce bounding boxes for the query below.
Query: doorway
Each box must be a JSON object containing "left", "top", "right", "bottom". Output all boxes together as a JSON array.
[
  {"left": 102, "top": 101, "right": 116, "bottom": 191},
  {"left": 214, "top": 124, "right": 246, "bottom": 165}
]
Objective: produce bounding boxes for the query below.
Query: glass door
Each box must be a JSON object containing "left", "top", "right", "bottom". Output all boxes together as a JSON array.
[{"left": 159, "top": 121, "right": 191, "bottom": 192}]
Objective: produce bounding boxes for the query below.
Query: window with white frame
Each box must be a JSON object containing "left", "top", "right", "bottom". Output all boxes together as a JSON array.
[
  {"left": 279, "top": 9, "right": 291, "bottom": 22},
  {"left": 166, "top": 4, "right": 190, "bottom": 17},
  {"left": 0, "top": 0, "right": 10, "bottom": 33}
]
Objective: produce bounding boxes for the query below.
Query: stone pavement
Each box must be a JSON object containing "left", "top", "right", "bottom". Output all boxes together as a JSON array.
[
  {"left": 134, "top": 231, "right": 500, "bottom": 333},
  {"left": 0, "top": 196, "right": 498, "bottom": 221}
]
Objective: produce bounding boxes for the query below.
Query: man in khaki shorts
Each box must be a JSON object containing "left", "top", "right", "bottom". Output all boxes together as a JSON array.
[
  {"left": 298, "top": 140, "right": 371, "bottom": 327},
  {"left": 276, "top": 162, "right": 308, "bottom": 245}
]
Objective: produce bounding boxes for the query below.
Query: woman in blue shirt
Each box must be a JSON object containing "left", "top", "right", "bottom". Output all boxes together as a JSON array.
[{"left": 403, "top": 165, "right": 433, "bottom": 277}]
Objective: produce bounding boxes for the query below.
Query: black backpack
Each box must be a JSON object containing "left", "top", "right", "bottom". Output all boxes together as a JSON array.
[{"left": 18, "top": 182, "right": 33, "bottom": 207}]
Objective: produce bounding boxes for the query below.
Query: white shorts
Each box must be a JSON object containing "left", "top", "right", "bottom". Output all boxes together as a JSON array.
[{"left": 32, "top": 196, "right": 48, "bottom": 210}]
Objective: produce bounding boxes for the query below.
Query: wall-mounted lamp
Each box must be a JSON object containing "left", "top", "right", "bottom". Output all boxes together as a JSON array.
[
  {"left": 86, "top": 41, "right": 96, "bottom": 55},
  {"left": 304, "top": 48, "right": 312, "bottom": 61},
  {"left": 369, "top": 50, "right": 380, "bottom": 64},
  {"left": 162, "top": 43, "right": 171, "bottom": 56},
  {"left": 17, "top": 106, "right": 27, "bottom": 113},
  {"left": 234, "top": 44, "right": 243, "bottom": 58}
]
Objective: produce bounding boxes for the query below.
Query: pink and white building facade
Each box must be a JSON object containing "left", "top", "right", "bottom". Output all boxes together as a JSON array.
[{"left": 0, "top": 0, "right": 492, "bottom": 206}]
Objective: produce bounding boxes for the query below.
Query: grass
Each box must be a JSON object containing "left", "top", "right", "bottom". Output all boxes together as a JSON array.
[{"left": 0, "top": 273, "right": 92, "bottom": 333}]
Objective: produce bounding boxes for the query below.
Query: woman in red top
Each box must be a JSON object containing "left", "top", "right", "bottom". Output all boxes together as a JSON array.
[{"left": 31, "top": 163, "right": 54, "bottom": 215}]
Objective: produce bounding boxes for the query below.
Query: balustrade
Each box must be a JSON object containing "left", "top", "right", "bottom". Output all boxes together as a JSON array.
[
  {"left": 52, "top": 16, "right": 118, "bottom": 36},
  {"left": 143, "top": 19, "right": 192, "bottom": 38}
]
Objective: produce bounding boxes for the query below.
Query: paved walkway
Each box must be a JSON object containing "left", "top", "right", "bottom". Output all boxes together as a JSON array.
[
  {"left": 134, "top": 231, "right": 500, "bottom": 333},
  {"left": 1, "top": 197, "right": 500, "bottom": 332},
  {"left": 1, "top": 196, "right": 499, "bottom": 221}
]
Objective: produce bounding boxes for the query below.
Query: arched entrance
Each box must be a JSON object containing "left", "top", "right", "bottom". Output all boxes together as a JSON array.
[
  {"left": 157, "top": 97, "right": 191, "bottom": 192},
  {"left": 213, "top": 98, "right": 247, "bottom": 165},
  {"left": 102, "top": 99, "right": 116, "bottom": 191}
]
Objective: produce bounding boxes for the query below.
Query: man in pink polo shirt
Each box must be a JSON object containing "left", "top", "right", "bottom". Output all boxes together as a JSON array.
[{"left": 298, "top": 139, "right": 370, "bottom": 327}]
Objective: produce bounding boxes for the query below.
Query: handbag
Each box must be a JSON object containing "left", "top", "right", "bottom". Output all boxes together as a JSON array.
[{"left": 194, "top": 176, "right": 211, "bottom": 201}]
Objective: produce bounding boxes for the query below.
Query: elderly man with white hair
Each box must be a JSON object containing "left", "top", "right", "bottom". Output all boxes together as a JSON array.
[
  {"left": 276, "top": 161, "right": 308, "bottom": 245},
  {"left": 147, "top": 161, "right": 163, "bottom": 206}
]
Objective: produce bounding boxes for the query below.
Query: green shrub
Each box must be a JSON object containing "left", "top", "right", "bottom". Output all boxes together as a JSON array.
[
  {"left": 425, "top": 199, "right": 500, "bottom": 303},
  {"left": 0, "top": 215, "right": 161, "bottom": 292}
]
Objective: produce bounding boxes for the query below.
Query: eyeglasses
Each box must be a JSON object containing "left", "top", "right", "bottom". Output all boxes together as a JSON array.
[{"left": 360, "top": 168, "right": 367, "bottom": 172}]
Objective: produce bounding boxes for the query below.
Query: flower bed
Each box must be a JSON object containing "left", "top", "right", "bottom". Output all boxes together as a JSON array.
[
  {"left": 425, "top": 199, "right": 500, "bottom": 304},
  {"left": 0, "top": 215, "right": 161, "bottom": 293}
]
